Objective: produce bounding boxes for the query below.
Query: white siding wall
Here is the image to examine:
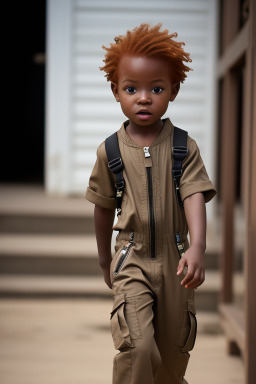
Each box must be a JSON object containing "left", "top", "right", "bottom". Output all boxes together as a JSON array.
[{"left": 46, "top": 0, "right": 217, "bottom": 200}]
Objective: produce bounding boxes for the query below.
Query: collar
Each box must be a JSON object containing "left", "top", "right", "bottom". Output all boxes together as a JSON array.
[{"left": 118, "top": 117, "right": 174, "bottom": 148}]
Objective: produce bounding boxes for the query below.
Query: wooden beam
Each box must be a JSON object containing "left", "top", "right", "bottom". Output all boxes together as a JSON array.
[
  {"left": 221, "top": 0, "right": 240, "bottom": 53},
  {"left": 219, "top": 303, "right": 245, "bottom": 355},
  {"left": 217, "top": 21, "right": 249, "bottom": 78},
  {"left": 243, "top": 0, "right": 256, "bottom": 383},
  {"left": 245, "top": 1, "right": 256, "bottom": 382},
  {"left": 220, "top": 71, "right": 238, "bottom": 302}
]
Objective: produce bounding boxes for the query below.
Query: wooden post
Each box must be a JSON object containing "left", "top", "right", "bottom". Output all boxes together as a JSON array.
[
  {"left": 221, "top": 0, "right": 240, "bottom": 52},
  {"left": 219, "top": 0, "right": 241, "bottom": 303},
  {"left": 245, "top": 1, "right": 256, "bottom": 382},
  {"left": 220, "top": 71, "right": 238, "bottom": 302}
]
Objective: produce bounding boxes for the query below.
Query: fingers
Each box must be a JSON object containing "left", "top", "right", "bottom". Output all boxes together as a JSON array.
[
  {"left": 181, "top": 266, "right": 205, "bottom": 289},
  {"left": 177, "top": 257, "right": 187, "bottom": 276}
]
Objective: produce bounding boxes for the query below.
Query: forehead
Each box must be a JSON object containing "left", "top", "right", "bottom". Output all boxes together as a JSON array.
[{"left": 117, "top": 55, "right": 172, "bottom": 83}]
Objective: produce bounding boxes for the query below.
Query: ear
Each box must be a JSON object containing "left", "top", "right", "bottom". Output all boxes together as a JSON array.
[
  {"left": 111, "top": 82, "right": 120, "bottom": 102},
  {"left": 170, "top": 82, "right": 180, "bottom": 102}
]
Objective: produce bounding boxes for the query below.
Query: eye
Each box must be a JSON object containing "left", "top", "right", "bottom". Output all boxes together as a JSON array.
[
  {"left": 125, "top": 86, "right": 136, "bottom": 94},
  {"left": 152, "top": 86, "right": 163, "bottom": 94}
]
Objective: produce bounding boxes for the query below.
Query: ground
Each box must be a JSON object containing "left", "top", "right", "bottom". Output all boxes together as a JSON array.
[{"left": 0, "top": 298, "right": 244, "bottom": 384}]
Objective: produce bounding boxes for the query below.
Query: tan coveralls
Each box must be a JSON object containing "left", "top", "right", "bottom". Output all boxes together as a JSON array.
[{"left": 85, "top": 118, "right": 217, "bottom": 384}]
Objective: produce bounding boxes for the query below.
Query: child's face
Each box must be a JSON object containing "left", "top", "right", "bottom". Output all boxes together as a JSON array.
[{"left": 111, "top": 55, "right": 179, "bottom": 128}]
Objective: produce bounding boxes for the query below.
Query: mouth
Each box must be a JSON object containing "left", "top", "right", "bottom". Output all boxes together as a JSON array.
[
  {"left": 136, "top": 110, "right": 152, "bottom": 120},
  {"left": 136, "top": 110, "right": 152, "bottom": 115}
]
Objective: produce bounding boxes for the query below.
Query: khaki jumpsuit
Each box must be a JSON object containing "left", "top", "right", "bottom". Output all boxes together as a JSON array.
[{"left": 85, "top": 118, "right": 216, "bottom": 384}]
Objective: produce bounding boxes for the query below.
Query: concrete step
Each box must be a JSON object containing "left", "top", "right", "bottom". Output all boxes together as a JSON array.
[
  {"left": 0, "top": 234, "right": 101, "bottom": 276},
  {"left": 0, "top": 184, "right": 94, "bottom": 234},
  {"left": 0, "top": 232, "right": 219, "bottom": 275},
  {"left": 196, "top": 311, "right": 223, "bottom": 335},
  {"left": 0, "top": 212, "right": 94, "bottom": 234},
  {"left": 0, "top": 271, "right": 231, "bottom": 312},
  {"left": 0, "top": 275, "right": 111, "bottom": 299},
  {"left": 205, "top": 244, "right": 220, "bottom": 270}
]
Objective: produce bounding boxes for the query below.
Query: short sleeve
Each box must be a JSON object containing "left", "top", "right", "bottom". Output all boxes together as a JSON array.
[
  {"left": 179, "top": 138, "right": 217, "bottom": 203},
  {"left": 85, "top": 142, "right": 116, "bottom": 209}
]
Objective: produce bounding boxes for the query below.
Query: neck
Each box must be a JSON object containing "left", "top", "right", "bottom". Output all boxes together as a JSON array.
[
  {"left": 125, "top": 119, "right": 164, "bottom": 147},
  {"left": 126, "top": 119, "right": 163, "bottom": 137}
]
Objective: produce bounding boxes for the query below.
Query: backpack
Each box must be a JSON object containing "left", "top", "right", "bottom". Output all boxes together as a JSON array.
[{"left": 105, "top": 126, "right": 188, "bottom": 258}]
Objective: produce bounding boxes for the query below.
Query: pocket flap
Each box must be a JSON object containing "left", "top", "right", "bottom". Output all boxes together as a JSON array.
[
  {"left": 110, "top": 293, "right": 126, "bottom": 318},
  {"left": 178, "top": 299, "right": 197, "bottom": 352},
  {"left": 188, "top": 299, "right": 196, "bottom": 315},
  {"left": 181, "top": 311, "right": 197, "bottom": 352}
]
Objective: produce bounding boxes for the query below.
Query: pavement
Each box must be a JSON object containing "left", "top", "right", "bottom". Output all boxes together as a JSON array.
[{"left": 0, "top": 298, "right": 245, "bottom": 384}]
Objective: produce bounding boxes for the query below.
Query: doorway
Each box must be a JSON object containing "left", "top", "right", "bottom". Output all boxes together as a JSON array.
[{"left": 1, "top": 0, "right": 46, "bottom": 184}]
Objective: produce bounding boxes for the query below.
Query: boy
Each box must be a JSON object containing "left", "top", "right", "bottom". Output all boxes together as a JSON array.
[{"left": 85, "top": 23, "right": 216, "bottom": 384}]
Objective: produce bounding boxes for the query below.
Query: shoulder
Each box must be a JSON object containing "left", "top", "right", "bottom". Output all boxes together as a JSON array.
[
  {"left": 96, "top": 141, "right": 108, "bottom": 163},
  {"left": 187, "top": 135, "right": 199, "bottom": 152},
  {"left": 182, "top": 135, "right": 202, "bottom": 167}
]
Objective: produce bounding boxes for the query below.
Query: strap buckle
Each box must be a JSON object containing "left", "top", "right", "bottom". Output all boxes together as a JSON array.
[
  {"left": 173, "top": 178, "right": 184, "bottom": 207},
  {"left": 172, "top": 169, "right": 182, "bottom": 179},
  {"left": 108, "top": 157, "right": 123, "bottom": 174},
  {"left": 172, "top": 146, "right": 188, "bottom": 161},
  {"left": 116, "top": 180, "right": 125, "bottom": 190}
]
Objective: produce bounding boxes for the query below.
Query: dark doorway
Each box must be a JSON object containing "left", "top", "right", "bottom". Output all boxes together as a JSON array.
[{"left": 1, "top": 0, "right": 46, "bottom": 183}]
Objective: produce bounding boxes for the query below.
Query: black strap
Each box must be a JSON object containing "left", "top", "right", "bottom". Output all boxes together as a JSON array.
[
  {"left": 105, "top": 133, "right": 125, "bottom": 216},
  {"left": 105, "top": 126, "right": 188, "bottom": 216},
  {"left": 172, "top": 126, "right": 188, "bottom": 207}
]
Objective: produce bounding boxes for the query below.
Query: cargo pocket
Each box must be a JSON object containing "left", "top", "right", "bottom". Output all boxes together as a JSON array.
[
  {"left": 178, "top": 299, "right": 197, "bottom": 352},
  {"left": 110, "top": 293, "right": 133, "bottom": 350}
]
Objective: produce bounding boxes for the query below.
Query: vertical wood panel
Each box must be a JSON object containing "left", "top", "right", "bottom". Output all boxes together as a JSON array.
[
  {"left": 245, "top": 1, "right": 256, "bottom": 382},
  {"left": 220, "top": 71, "right": 238, "bottom": 302},
  {"left": 222, "top": 0, "right": 240, "bottom": 52}
]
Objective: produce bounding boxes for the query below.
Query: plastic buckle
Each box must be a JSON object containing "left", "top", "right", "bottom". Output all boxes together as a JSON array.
[
  {"left": 172, "top": 146, "right": 188, "bottom": 160},
  {"left": 108, "top": 157, "right": 123, "bottom": 173},
  {"left": 172, "top": 169, "right": 182, "bottom": 178},
  {"left": 116, "top": 180, "right": 125, "bottom": 190}
]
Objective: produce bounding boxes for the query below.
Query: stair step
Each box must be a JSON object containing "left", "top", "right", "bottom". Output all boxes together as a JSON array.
[
  {"left": 0, "top": 185, "right": 94, "bottom": 234},
  {"left": 205, "top": 229, "right": 221, "bottom": 269},
  {"left": 0, "top": 272, "right": 227, "bottom": 311},
  {"left": 0, "top": 231, "right": 218, "bottom": 275},
  {"left": 0, "top": 234, "right": 97, "bottom": 256},
  {"left": 196, "top": 311, "right": 223, "bottom": 335},
  {"left": 0, "top": 213, "right": 94, "bottom": 234},
  {"left": 0, "top": 184, "right": 93, "bottom": 216},
  {"left": 0, "top": 234, "right": 101, "bottom": 276},
  {"left": 0, "top": 275, "right": 112, "bottom": 298}
]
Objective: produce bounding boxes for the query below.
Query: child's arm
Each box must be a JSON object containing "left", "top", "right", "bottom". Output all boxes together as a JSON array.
[
  {"left": 94, "top": 205, "right": 115, "bottom": 289},
  {"left": 176, "top": 192, "right": 206, "bottom": 289}
]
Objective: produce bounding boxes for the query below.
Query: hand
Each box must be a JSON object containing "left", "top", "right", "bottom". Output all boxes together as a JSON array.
[{"left": 176, "top": 245, "right": 205, "bottom": 289}]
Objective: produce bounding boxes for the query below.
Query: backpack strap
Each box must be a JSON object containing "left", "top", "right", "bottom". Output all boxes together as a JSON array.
[
  {"left": 105, "top": 126, "right": 188, "bottom": 216},
  {"left": 105, "top": 132, "right": 125, "bottom": 216},
  {"left": 172, "top": 126, "right": 188, "bottom": 207}
]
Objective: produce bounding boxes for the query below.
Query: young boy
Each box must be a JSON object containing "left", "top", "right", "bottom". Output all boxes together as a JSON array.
[{"left": 85, "top": 23, "right": 216, "bottom": 384}]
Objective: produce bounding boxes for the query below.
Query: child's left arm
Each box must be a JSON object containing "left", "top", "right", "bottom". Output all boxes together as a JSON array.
[{"left": 176, "top": 192, "right": 206, "bottom": 289}]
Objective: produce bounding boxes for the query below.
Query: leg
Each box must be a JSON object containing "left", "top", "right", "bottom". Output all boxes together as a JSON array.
[
  {"left": 153, "top": 242, "right": 197, "bottom": 384},
  {"left": 110, "top": 290, "right": 162, "bottom": 384}
]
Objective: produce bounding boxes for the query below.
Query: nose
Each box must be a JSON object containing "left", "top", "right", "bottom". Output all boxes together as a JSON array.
[{"left": 137, "top": 90, "right": 151, "bottom": 104}]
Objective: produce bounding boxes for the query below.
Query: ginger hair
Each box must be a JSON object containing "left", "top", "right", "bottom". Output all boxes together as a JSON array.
[{"left": 99, "top": 23, "right": 192, "bottom": 84}]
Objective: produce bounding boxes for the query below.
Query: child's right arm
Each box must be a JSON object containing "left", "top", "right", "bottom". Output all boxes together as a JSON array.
[{"left": 94, "top": 205, "right": 115, "bottom": 289}]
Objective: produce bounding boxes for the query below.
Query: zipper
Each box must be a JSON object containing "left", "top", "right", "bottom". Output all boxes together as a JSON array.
[
  {"left": 175, "top": 232, "right": 185, "bottom": 259},
  {"left": 113, "top": 231, "right": 135, "bottom": 275},
  {"left": 175, "top": 232, "right": 188, "bottom": 276},
  {"left": 144, "top": 147, "right": 156, "bottom": 259}
]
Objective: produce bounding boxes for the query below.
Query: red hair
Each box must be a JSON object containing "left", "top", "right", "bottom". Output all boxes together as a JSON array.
[{"left": 100, "top": 23, "right": 192, "bottom": 84}]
